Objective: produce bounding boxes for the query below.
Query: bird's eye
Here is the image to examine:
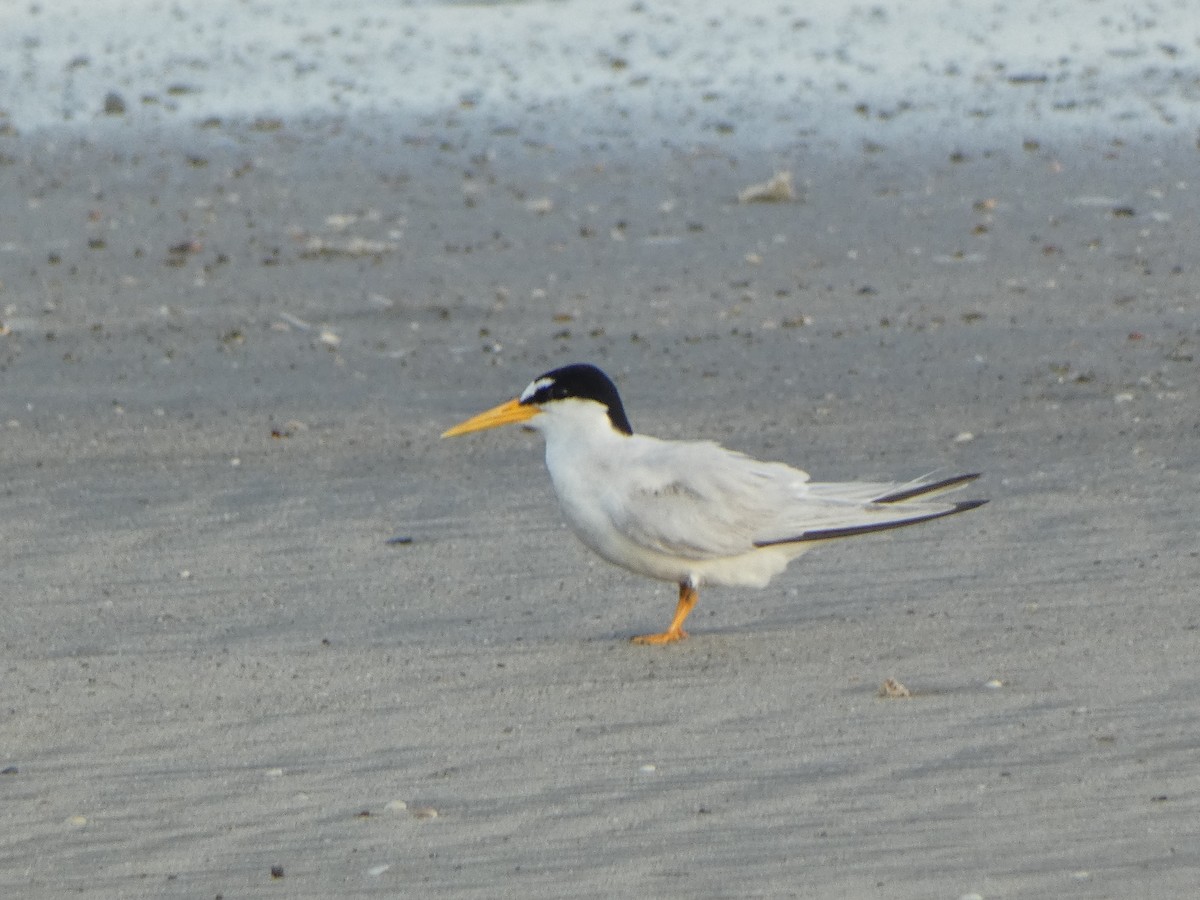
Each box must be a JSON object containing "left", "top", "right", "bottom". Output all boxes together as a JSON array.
[{"left": 551, "top": 384, "right": 569, "bottom": 400}]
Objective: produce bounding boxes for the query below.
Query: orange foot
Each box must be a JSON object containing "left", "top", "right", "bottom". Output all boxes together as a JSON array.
[
  {"left": 631, "top": 627, "right": 687, "bottom": 646},
  {"left": 630, "top": 583, "right": 697, "bottom": 646}
]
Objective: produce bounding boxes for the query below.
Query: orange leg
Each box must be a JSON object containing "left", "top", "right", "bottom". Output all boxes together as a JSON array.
[{"left": 632, "top": 582, "right": 698, "bottom": 645}]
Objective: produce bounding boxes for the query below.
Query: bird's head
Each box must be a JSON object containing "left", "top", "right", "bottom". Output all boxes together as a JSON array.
[{"left": 441, "top": 363, "right": 633, "bottom": 438}]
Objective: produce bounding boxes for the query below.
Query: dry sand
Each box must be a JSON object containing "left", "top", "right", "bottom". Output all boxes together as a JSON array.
[{"left": 2, "top": 2, "right": 1199, "bottom": 897}]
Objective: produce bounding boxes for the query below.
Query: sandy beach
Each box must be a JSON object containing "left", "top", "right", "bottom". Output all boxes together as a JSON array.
[{"left": 2, "top": 1, "right": 1199, "bottom": 896}]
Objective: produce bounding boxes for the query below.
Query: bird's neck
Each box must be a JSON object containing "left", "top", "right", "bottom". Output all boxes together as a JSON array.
[{"left": 541, "top": 415, "right": 629, "bottom": 472}]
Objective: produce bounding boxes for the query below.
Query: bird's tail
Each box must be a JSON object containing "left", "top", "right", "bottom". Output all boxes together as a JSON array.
[{"left": 754, "top": 473, "right": 987, "bottom": 547}]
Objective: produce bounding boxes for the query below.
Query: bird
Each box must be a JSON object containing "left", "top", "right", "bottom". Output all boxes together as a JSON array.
[{"left": 441, "top": 363, "right": 986, "bottom": 644}]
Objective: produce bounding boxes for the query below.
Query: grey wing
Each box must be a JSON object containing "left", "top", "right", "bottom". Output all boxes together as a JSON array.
[
  {"left": 606, "top": 439, "right": 813, "bottom": 560},
  {"left": 609, "top": 441, "right": 983, "bottom": 555}
]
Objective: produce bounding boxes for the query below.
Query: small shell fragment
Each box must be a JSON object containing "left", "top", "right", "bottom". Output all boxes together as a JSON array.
[
  {"left": 738, "top": 171, "right": 795, "bottom": 203},
  {"left": 879, "top": 677, "right": 911, "bottom": 698}
]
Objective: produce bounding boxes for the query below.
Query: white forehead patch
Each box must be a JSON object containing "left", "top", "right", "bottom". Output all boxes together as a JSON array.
[{"left": 520, "top": 376, "right": 554, "bottom": 403}]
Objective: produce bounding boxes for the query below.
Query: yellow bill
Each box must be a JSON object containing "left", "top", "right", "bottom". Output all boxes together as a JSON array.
[{"left": 441, "top": 397, "right": 540, "bottom": 438}]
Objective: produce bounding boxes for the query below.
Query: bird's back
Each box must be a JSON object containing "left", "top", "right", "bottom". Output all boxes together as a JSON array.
[{"left": 548, "top": 430, "right": 979, "bottom": 571}]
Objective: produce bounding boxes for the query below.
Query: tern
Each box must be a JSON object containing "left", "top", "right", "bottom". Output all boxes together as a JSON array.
[{"left": 442, "top": 364, "right": 986, "bottom": 644}]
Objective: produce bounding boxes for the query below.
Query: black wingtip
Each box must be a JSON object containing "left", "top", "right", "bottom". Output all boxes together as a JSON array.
[
  {"left": 754, "top": 493, "right": 988, "bottom": 547},
  {"left": 875, "top": 473, "right": 981, "bottom": 504}
]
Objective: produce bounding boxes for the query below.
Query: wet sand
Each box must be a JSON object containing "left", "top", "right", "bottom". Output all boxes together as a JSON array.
[{"left": 3, "top": 1, "right": 1200, "bottom": 897}]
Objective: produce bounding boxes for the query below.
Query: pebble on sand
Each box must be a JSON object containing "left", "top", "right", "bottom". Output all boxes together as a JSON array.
[{"left": 879, "top": 678, "right": 912, "bottom": 699}]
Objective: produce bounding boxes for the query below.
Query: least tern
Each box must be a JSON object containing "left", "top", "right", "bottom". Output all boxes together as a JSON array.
[{"left": 443, "top": 363, "right": 986, "bottom": 644}]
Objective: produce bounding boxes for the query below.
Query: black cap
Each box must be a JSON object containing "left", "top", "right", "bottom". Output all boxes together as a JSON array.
[{"left": 520, "top": 364, "right": 634, "bottom": 435}]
